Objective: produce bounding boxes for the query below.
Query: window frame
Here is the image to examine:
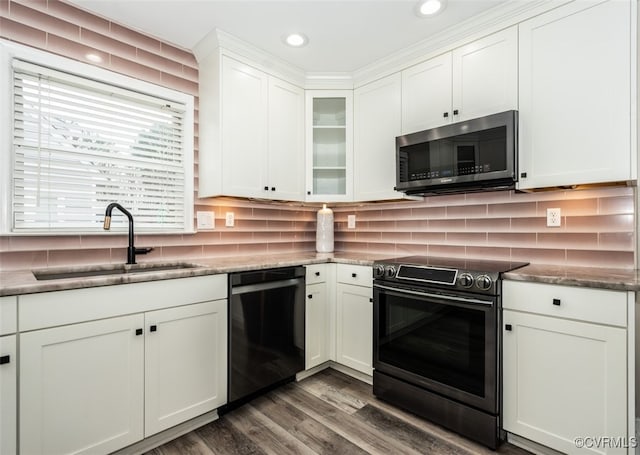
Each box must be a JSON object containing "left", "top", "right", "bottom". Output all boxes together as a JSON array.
[{"left": 0, "top": 40, "right": 195, "bottom": 235}]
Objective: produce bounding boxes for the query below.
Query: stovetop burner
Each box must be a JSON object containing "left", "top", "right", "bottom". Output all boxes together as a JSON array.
[{"left": 373, "top": 256, "right": 529, "bottom": 295}]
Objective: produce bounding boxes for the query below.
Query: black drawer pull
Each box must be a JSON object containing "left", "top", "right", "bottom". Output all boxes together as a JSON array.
[
  {"left": 150, "top": 325, "right": 157, "bottom": 332},
  {"left": 352, "top": 273, "right": 357, "bottom": 278},
  {"left": 135, "top": 328, "right": 143, "bottom": 336},
  {"left": 264, "top": 186, "right": 269, "bottom": 191},
  {"left": 315, "top": 271, "right": 320, "bottom": 276},
  {"left": 308, "top": 294, "right": 313, "bottom": 299},
  {"left": 552, "top": 299, "right": 561, "bottom": 306},
  {"left": 369, "top": 298, "right": 373, "bottom": 303},
  {"left": 443, "top": 112, "right": 449, "bottom": 118},
  {"left": 453, "top": 109, "right": 459, "bottom": 115},
  {"left": 505, "top": 324, "right": 512, "bottom": 331},
  {"left": 520, "top": 172, "right": 527, "bottom": 178},
  {"left": 0, "top": 355, "right": 10, "bottom": 365}
]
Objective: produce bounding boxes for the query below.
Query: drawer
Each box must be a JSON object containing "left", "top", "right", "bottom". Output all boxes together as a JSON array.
[
  {"left": 0, "top": 296, "right": 17, "bottom": 336},
  {"left": 503, "top": 280, "right": 628, "bottom": 327},
  {"left": 336, "top": 264, "right": 372, "bottom": 287},
  {"left": 306, "top": 264, "right": 327, "bottom": 285}
]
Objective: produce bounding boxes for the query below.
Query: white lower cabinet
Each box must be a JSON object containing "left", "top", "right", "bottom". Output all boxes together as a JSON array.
[
  {"left": 20, "top": 315, "right": 145, "bottom": 455},
  {"left": 306, "top": 282, "right": 330, "bottom": 369},
  {"left": 503, "top": 280, "right": 632, "bottom": 454},
  {"left": 0, "top": 334, "right": 17, "bottom": 455},
  {"left": 18, "top": 275, "right": 228, "bottom": 455},
  {"left": 144, "top": 300, "right": 227, "bottom": 436},
  {"left": 336, "top": 264, "right": 373, "bottom": 375}
]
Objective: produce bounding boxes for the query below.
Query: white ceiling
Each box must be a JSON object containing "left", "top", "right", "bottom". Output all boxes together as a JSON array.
[{"left": 67, "top": 0, "right": 508, "bottom": 73}]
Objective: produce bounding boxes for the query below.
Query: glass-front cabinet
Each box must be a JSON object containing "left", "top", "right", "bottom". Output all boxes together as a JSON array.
[{"left": 305, "top": 90, "right": 353, "bottom": 202}]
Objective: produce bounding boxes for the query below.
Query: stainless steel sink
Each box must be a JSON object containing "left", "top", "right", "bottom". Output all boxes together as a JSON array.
[{"left": 32, "top": 262, "right": 202, "bottom": 281}]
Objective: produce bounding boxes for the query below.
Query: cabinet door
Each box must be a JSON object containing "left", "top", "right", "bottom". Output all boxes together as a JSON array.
[
  {"left": 401, "top": 52, "right": 452, "bottom": 134},
  {"left": 305, "top": 90, "right": 354, "bottom": 202},
  {"left": 354, "top": 73, "right": 404, "bottom": 202},
  {"left": 305, "top": 282, "right": 329, "bottom": 369},
  {"left": 268, "top": 77, "right": 305, "bottom": 201},
  {"left": 145, "top": 300, "right": 227, "bottom": 436},
  {"left": 518, "top": 0, "right": 633, "bottom": 189},
  {"left": 221, "top": 56, "right": 269, "bottom": 197},
  {"left": 452, "top": 26, "right": 517, "bottom": 122},
  {"left": 20, "top": 315, "right": 144, "bottom": 455},
  {"left": 503, "top": 310, "right": 627, "bottom": 454},
  {"left": 0, "top": 335, "right": 16, "bottom": 455},
  {"left": 336, "top": 283, "right": 373, "bottom": 375}
]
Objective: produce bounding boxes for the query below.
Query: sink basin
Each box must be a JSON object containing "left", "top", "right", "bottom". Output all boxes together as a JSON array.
[{"left": 32, "top": 262, "right": 202, "bottom": 281}]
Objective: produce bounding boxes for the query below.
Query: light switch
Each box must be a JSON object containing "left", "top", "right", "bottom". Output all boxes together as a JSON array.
[{"left": 196, "top": 211, "right": 215, "bottom": 230}]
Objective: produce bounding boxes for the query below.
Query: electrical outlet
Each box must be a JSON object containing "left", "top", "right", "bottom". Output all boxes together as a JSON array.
[
  {"left": 546, "top": 208, "right": 561, "bottom": 227},
  {"left": 225, "top": 212, "right": 235, "bottom": 227},
  {"left": 347, "top": 214, "right": 356, "bottom": 229},
  {"left": 196, "top": 211, "right": 215, "bottom": 230}
]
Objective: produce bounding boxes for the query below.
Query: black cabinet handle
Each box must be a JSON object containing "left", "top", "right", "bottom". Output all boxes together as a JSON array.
[
  {"left": 308, "top": 294, "right": 313, "bottom": 299},
  {"left": 307, "top": 191, "right": 311, "bottom": 195},
  {"left": 505, "top": 324, "right": 512, "bottom": 331},
  {"left": 453, "top": 109, "right": 459, "bottom": 115},
  {"left": 150, "top": 325, "right": 157, "bottom": 332},
  {"left": 369, "top": 298, "right": 373, "bottom": 303},
  {"left": 135, "top": 328, "right": 143, "bottom": 336},
  {"left": 520, "top": 172, "right": 527, "bottom": 178},
  {"left": 315, "top": 271, "right": 320, "bottom": 276},
  {"left": 553, "top": 298, "right": 561, "bottom": 306},
  {"left": 443, "top": 112, "right": 449, "bottom": 118},
  {"left": 352, "top": 273, "right": 357, "bottom": 278},
  {"left": 264, "top": 186, "right": 269, "bottom": 191},
  {"left": 271, "top": 187, "right": 276, "bottom": 191},
  {"left": 0, "top": 355, "right": 10, "bottom": 365}
]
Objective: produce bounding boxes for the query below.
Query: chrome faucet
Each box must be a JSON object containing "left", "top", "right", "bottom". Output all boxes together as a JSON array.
[{"left": 103, "top": 203, "right": 153, "bottom": 264}]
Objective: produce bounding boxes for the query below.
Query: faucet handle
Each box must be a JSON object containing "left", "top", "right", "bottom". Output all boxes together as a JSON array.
[{"left": 135, "top": 247, "right": 154, "bottom": 255}]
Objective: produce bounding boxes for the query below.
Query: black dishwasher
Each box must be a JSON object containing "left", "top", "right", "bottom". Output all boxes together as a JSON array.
[{"left": 228, "top": 266, "right": 305, "bottom": 404}]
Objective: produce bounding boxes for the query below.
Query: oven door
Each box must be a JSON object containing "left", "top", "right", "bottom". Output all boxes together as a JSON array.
[{"left": 373, "top": 282, "right": 498, "bottom": 413}]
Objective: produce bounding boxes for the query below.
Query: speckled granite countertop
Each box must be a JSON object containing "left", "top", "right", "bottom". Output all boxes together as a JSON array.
[
  {"left": 0, "top": 251, "right": 392, "bottom": 297},
  {"left": 504, "top": 264, "right": 640, "bottom": 292},
  {"left": 2, "top": 252, "right": 639, "bottom": 297}
]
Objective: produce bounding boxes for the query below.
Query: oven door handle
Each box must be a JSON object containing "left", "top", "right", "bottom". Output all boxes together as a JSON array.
[{"left": 373, "top": 283, "right": 494, "bottom": 306}]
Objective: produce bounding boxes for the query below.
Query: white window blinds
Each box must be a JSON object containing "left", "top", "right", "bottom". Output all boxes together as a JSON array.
[{"left": 11, "top": 59, "right": 190, "bottom": 232}]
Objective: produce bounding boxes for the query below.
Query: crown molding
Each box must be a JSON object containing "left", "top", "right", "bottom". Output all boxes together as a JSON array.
[
  {"left": 193, "top": 0, "right": 567, "bottom": 90},
  {"left": 194, "top": 29, "right": 306, "bottom": 87},
  {"left": 352, "top": 0, "right": 565, "bottom": 87}
]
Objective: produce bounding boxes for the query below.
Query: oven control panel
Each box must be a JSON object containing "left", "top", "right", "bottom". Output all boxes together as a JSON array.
[{"left": 372, "top": 257, "right": 510, "bottom": 296}]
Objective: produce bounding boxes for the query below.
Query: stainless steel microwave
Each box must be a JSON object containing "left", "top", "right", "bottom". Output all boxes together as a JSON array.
[{"left": 395, "top": 110, "right": 518, "bottom": 195}]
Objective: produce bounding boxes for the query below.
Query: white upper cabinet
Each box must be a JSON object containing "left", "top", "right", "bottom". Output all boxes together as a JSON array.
[
  {"left": 305, "top": 90, "right": 354, "bottom": 202},
  {"left": 354, "top": 73, "right": 404, "bottom": 201},
  {"left": 199, "top": 55, "right": 305, "bottom": 201},
  {"left": 518, "top": 0, "right": 635, "bottom": 190},
  {"left": 268, "top": 77, "right": 306, "bottom": 201},
  {"left": 221, "top": 57, "right": 269, "bottom": 198},
  {"left": 451, "top": 26, "right": 518, "bottom": 123},
  {"left": 401, "top": 26, "right": 517, "bottom": 135},
  {"left": 401, "top": 52, "right": 452, "bottom": 134}
]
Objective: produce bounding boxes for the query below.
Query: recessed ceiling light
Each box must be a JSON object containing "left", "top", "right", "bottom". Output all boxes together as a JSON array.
[
  {"left": 284, "top": 33, "right": 308, "bottom": 48},
  {"left": 85, "top": 53, "right": 103, "bottom": 63},
  {"left": 416, "top": 0, "right": 446, "bottom": 17}
]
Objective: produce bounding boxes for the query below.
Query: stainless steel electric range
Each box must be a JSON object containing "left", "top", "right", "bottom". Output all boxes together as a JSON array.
[{"left": 372, "top": 256, "right": 528, "bottom": 449}]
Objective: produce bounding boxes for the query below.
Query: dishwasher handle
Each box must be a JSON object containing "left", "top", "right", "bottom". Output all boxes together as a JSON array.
[{"left": 231, "top": 278, "right": 304, "bottom": 295}]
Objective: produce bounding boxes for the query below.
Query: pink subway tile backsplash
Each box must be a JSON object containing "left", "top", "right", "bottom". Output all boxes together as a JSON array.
[{"left": 0, "top": 17, "right": 47, "bottom": 48}]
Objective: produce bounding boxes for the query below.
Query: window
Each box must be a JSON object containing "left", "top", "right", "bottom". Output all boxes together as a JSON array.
[{"left": 3, "top": 43, "right": 194, "bottom": 233}]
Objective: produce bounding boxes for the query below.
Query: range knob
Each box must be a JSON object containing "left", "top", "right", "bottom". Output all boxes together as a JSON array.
[
  {"left": 373, "top": 265, "right": 385, "bottom": 278},
  {"left": 458, "top": 273, "right": 474, "bottom": 288},
  {"left": 385, "top": 265, "right": 397, "bottom": 278},
  {"left": 476, "top": 275, "right": 493, "bottom": 291}
]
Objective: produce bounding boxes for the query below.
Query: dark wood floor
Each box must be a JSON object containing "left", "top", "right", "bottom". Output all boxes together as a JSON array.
[{"left": 146, "top": 368, "right": 531, "bottom": 455}]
